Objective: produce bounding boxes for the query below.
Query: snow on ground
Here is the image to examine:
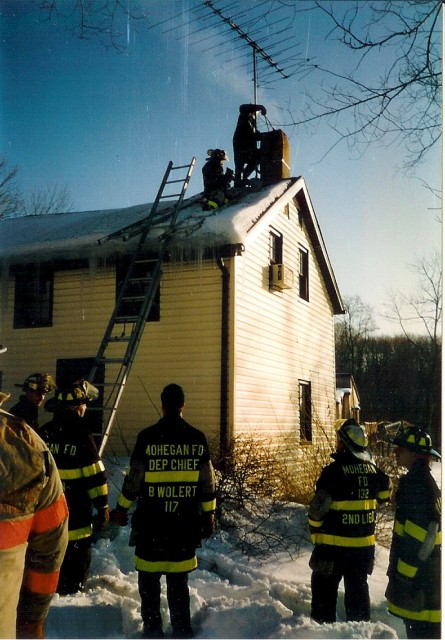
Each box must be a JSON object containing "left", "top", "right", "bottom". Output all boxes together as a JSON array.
[{"left": 45, "top": 457, "right": 442, "bottom": 639}]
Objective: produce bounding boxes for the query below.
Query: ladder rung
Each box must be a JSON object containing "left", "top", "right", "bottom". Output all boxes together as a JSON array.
[
  {"left": 107, "top": 336, "right": 131, "bottom": 342},
  {"left": 167, "top": 178, "right": 188, "bottom": 184},
  {"left": 122, "top": 296, "right": 145, "bottom": 302},
  {"left": 100, "top": 357, "right": 128, "bottom": 364},
  {"left": 115, "top": 316, "right": 140, "bottom": 323},
  {"left": 172, "top": 163, "right": 193, "bottom": 170},
  {"left": 127, "top": 277, "right": 153, "bottom": 284},
  {"left": 160, "top": 193, "right": 182, "bottom": 199}
]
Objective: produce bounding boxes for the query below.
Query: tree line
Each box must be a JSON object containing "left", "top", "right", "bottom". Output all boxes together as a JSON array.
[{"left": 336, "top": 277, "right": 441, "bottom": 450}]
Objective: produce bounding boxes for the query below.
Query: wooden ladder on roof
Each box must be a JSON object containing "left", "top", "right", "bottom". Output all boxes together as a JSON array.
[{"left": 88, "top": 158, "right": 196, "bottom": 455}]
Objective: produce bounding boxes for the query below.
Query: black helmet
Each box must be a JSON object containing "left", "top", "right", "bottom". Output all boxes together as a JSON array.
[
  {"left": 387, "top": 422, "right": 441, "bottom": 459},
  {"left": 51, "top": 380, "right": 99, "bottom": 410},
  {"left": 16, "top": 373, "right": 55, "bottom": 394},
  {"left": 337, "top": 418, "right": 372, "bottom": 462},
  {"left": 207, "top": 148, "right": 229, "bottom": 162}
]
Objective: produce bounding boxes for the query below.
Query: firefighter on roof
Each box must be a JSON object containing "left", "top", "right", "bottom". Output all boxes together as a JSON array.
[
  {"left": 308, "top": 418, "right": 390, "bottom": 624},
  {"left": 110, "top": 383, "right": 216, "bottom": 639},
  {"left": 201, "top": 148, "right": 234, "bottom": 210},
  {"left": 40, "top": 380, "right": 109, "bottom": 596},
  {"left": 0, "top": 386, "right": 68, "bottom": 639},
  {"left": 233, "top": 103, "right": 267, "bottom": 187},
  {"left": 385, "top": 423, "right": 441, "bottom": 639},
  {"left": 11, "top": 373, "right": 55, "bottom": 431}
]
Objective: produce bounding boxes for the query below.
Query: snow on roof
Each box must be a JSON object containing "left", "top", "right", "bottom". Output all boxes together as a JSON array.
[{"left": 0, "top": 180, "right": 293, "bottom": 263}]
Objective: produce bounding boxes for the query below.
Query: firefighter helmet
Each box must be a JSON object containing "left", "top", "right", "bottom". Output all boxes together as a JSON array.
[
  {"left": 206, "top": 148, "right": 229, "bottom": 162},
  {"left": 16, "top": 373, "right": 55, "bottom": 394},
  {"left": 337, "top": 418, "right": 372, "bottom": 462},
  {"left": 54, "top": 380, "right": 99, "bottom": 408},
  {"left": 388, "top": 423, "right": 441, "bottom": 459}
]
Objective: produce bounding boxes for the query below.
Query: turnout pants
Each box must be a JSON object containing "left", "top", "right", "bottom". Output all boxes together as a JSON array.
[
  {"left": 138, "top": 571, "right": 192, "bottom": 638},
  {"left": 310, "top": 546, "right": 373, "bottom": 623},
  {"left": 57, "top": 538, "right": 92, "bottom": 596}
]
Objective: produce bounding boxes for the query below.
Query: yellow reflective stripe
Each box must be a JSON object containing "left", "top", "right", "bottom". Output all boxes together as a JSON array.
[
  {"left": 331, "top": 499, "right": 377, "bottom": 511},
  {"left": 308, "top": 518, "right": 323, "bottom": 528},
  {"left": 117, "top": 494, "right": 133, "bottom": 509},
  {"left": 404, "top": 519, "right": 428, "bottom": 542},
  {"left": 387, "top": 601, "right": 441, "bottom": 623},
  {"left": 405, "top": 519, "right": 441, "bottom": 544},
  {"left": 201, "top": 499, "right": 216, "bottom": 512},
  {"left": 68, "top": 525, "right": 92, "bottom": 541},
  {"left": 378, "top": 489, "right": 390, "bottom": 500},
  {"left": 311, "top": 533, "right": 375, "bottom": 547},
  {"left": 82, "top": 461, "right": 105, "bottom": 478},
  {"left": 394, "top": 520, "right": 404, "bottom": 536},
  {"left": 135, "top": 555, "right": 197, "bottom": 573},
  {"left": 397, "top": 558, "right": 418, "bottom": 578},
  {"left": 58, "top": 468, "right": 82, "bottom": 480},
  {"left": 88, "top": 484, "right": 108, "bottom": 500},
  {"left": 145, "top": 471, "right": 199, "bottom": 483},
  {"left": 394, "top": 519, "right": 441, "bottom": 545}
]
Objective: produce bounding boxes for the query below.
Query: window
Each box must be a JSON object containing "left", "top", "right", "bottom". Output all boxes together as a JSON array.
[
  {"left": 14, "top": 264, "right": 54, "bottom": 328},
  {"left": 299, "top": 380, "right": 312, "bottom": 441},
  {"left": 116, "top": 255, "right": 160, "bottom": 322},
  {"left": 269, "top": 229, "right": 283, "bottom": 265},
  {"left": 299, "top": 247, "right": 309, "bottom": 301}
]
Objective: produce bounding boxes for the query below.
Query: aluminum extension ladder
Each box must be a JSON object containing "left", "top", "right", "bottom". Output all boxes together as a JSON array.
[{"left": 89, "top": 158, "right": 196, "bottom": 455}]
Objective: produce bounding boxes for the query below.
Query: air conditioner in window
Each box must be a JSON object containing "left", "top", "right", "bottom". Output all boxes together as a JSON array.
[{"left": 270, "top": 263, "right": 294, "bottom": 290}]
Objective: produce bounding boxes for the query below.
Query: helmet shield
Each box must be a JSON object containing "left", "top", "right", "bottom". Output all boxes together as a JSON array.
[{"left": 50, "top": 379, "right": 99, "bottom": 410}]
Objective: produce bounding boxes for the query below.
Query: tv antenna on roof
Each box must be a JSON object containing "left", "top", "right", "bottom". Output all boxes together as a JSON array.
[{"left": 202, "top": 0, "right": 288, "bottom": 103}]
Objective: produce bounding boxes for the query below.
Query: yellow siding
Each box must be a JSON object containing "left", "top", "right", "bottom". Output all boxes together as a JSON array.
[{"left": 1, "top": 262, "right": 223, "bottom": 454}]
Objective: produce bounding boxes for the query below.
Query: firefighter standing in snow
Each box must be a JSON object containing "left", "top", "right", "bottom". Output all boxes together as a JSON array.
[
  {"left": 10, "top": 373, "right": 55, "bottom": 431},
  {"left": 308, "top": 418, "right": 390, "bottom": 623},
  {"left": 0, "top": 387, "right": 68, "bottom": 639},
  {"left": 385, "top": 424, "right": 441, "bottom": 639},
  {"left": 40, "top": 380, "right": 109, "bottom": 595},
  {"left": 111, "top": 384, "right": 216, "bottom": 639}
]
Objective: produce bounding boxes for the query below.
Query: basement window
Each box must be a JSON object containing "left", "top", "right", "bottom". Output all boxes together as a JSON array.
[
  {"left": 14, "top": 264, "right": 54, "bottom": 329},
  {"left": 299, "top": 247, "right": 309, "bottom": 301},
  {"left": 299, "top": 380, "right": 312, "bottom": 442}
]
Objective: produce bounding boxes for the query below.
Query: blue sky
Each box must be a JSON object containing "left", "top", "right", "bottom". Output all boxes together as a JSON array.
[{"left": 1, "top": 1, "right": 441, "bottom": 334}]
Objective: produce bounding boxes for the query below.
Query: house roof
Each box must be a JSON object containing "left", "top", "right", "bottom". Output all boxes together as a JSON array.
[{"left": 0, "top": 177, "right": 344, "bottom": 313}]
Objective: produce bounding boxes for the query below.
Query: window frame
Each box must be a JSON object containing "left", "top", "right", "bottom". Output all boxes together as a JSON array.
[
  {"left": 298, "top": 246, "right": 309, "bottom": 301},
  {"left": 269, "top": 228, "right": 283, "bottom": 265},
  {"left": 299, "top": 380, "right": 312, "bottom": 442},
  {"left": 13, "top": 263, "right": 54, "bottom": 329}
]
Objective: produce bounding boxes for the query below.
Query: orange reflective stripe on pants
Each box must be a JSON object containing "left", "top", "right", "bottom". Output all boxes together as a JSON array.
[
  {"left": 22, "top": 568, "right": 60, "bottom": 595},
  {"left": 32, "top": 495, "right": 68, "bottom": 534},
  {"left": 0, "top": 494, "right": 68, "bottom": 551},
  {"left": 0, "top": 518, "right": 33, "bottom": 550}
]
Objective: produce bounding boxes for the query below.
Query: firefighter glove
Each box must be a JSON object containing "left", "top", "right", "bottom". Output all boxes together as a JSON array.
[
  {"left": 201, "top": 512, "right": 215, "bottom": 539},
  {"left": 110, "top": 507, "right": 129, "bottom": 526}
]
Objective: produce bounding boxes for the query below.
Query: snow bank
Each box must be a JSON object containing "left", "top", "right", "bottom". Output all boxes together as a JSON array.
[{"left": 43, "top": 455, "right": 414, "bottom": 639}]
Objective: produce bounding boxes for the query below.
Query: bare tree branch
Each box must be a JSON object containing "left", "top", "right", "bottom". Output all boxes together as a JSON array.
[
  {"left": 0, "top": 157, "right": 23, "bottom": 218},
  {"left": 275, "top": 0, "right": 442, "bottom": 170}
]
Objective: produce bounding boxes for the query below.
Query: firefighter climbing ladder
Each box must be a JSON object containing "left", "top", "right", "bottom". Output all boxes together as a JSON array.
[{"left": 88, "top": 158, "right": 196, "bottom": 455}]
